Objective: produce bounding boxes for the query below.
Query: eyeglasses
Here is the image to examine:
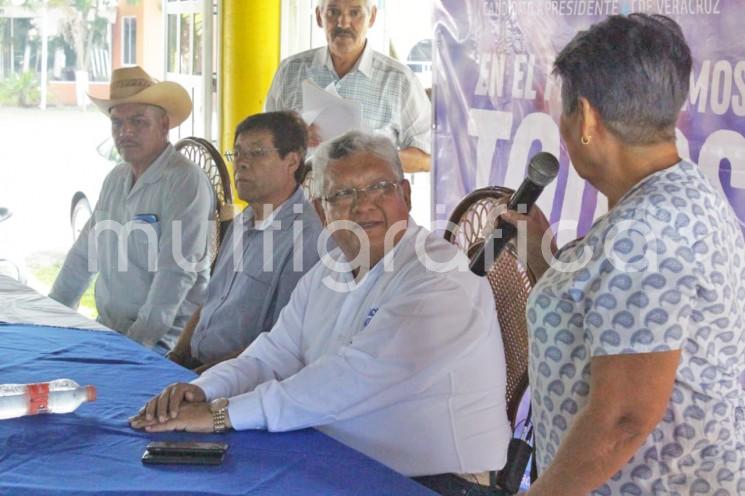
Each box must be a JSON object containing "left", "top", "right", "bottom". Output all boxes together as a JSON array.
[
  {"left": 225, "top": 147, "right": 279, "bottom": 162},
  {"left": 323, "top": 179, "right": 402, "bottom": 209}
]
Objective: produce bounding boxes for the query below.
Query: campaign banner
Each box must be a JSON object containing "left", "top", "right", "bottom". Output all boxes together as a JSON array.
[{"left": 433, "top": 0, "right": 745, "bottom": 246}]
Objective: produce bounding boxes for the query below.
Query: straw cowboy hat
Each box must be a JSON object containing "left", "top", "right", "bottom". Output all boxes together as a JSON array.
[{"left": 88, "top": 66, "right": 192, "bottom": 129}]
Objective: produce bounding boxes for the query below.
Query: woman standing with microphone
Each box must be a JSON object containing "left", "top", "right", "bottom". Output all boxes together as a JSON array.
[{"left": 505, "top": 14, "right": 744, "bottom": 495}]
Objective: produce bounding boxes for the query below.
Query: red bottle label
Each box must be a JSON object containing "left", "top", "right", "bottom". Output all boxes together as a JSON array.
[{"left": 27, "top": 383, "right": 50, "bottom": 415}]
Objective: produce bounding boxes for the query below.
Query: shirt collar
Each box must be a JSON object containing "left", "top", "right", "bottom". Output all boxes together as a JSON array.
[
  {"left": 376, "top": 216, "right": 416, "bottom": 269},
  {"left": 334, "top": 216, "right": 417, "bottom": 286},
  {"left": 320, "top": 40, "right": 373, "bottom": 79},
  {"left": 355, "top": 41, "right": 374, "bottom": 78},
  {"left": 616, "top": 160, "right": 684, "bottom": 206},
  {"left": 243, "top": 186, "right": 306, "bottom": 231},
  {"left": 126, "top": 143, "right": 173, "bottom": 194},
  {"left": 586, "top": 160, "right": 684, "bottom": 231}
]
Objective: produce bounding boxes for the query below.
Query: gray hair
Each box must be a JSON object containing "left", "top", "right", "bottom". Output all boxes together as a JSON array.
[
  {"left": 311, "top": 130, "right": 403, "bottom": 200},
  {"left": 317, "top": 0, "right": 374, "bottom": 9},
  {"left": 553, "top": 14, "right": 691, "bottom": 145}
]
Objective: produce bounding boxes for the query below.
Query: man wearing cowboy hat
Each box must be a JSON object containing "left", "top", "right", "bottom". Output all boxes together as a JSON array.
[{"left": 50, "top": 66, "right": 214, "bottom": 354}]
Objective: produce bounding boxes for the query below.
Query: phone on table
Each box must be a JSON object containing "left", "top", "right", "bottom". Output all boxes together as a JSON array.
[{"left": 141, "top": 441, "right": 229, "bottom": 465}]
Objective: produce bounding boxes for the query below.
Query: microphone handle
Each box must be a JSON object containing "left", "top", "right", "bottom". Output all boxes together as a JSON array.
[
  {"left": 468, "top": 221, "right": 516, "bottom": 276},
  {"left": 507, "top": 180, "right": 544, "bottom": 211},
  {"left": 495, "top": 437, "right": 533, "bottom": 493},
  {"left": 469, "top": 180, "right": 545, "bottom": 276}
]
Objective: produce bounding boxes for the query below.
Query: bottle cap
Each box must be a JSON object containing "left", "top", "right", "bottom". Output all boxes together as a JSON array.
[{"left": 85, "top": 385, "right": 97, "bottom": 402}]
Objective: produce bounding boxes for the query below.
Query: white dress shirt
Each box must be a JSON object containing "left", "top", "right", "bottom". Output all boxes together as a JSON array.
[
  {"left": 193, "top": 221, "right": 511, "bottom": 476},
  {"left": 50, "top": 144, "right": 214, "bottom": 350},
  {"left": 265, "top": 43, "right": 431, "bottom": 154}
]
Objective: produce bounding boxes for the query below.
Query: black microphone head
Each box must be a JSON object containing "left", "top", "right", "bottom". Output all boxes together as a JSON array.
[{"left": 527, "top": 152, "right": 560, "bottom": 187}]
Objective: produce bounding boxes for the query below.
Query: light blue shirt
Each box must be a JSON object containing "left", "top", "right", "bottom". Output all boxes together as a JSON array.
[
  {"left": 50, "top": 144, "right": 214, "bottom": 351},
  {"left": 265, "top": 43, "right": 431, "bottom": 153},
  {"left": 190, "top": 187, "right": 323, "bottom": 364},
  {"left": 527, "top": 161, "right": 745, "bottom": 495}
]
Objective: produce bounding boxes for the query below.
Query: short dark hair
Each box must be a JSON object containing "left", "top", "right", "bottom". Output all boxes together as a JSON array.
[
  {"left": 553, "top": 14, "right": 692, "bottom": 145},
  {"left": 233, "top": 111, "right": 308, "bottom": 183}
]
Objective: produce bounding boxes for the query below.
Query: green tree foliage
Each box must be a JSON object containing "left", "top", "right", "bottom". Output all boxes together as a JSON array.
[
  {"left": 0, "top": 71, "right": 41, "bottom": 107},
  {"left": 8, "top": 0, "right": 118, "bottom": 73},
  {"left": 52, "top": 0, "right": 116, "bottom": 72}
]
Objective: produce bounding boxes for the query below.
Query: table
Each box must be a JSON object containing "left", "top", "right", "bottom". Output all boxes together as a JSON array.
[
  {"left": 0, "top": 281, "right": 434, "bottom": 495},
  {"left": 0, "top": 274, "right": 107, "bottom": 331}
]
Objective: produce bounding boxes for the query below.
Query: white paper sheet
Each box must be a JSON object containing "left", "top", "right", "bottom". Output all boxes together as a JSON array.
[{"left": 301, "top": 79, "right": 363, "bottom": 142}]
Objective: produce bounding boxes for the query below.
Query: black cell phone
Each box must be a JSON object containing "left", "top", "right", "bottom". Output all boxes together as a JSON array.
[{"left": 141, "top": 441, "right": 228, "bottom": 465}]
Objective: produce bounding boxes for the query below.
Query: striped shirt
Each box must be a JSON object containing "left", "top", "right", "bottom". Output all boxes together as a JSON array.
[{"left": 266, "top": 43, "right": 431, "bottom": 153}]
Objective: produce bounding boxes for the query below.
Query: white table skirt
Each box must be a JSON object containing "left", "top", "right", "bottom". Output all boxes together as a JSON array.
[{"left": 0, "top": 274, "right": 109, "bottom": 332}]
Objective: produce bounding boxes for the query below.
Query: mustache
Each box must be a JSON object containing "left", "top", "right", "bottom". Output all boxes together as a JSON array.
[{"left": 333, "top": 28, "right": 355, "bottom": 38}]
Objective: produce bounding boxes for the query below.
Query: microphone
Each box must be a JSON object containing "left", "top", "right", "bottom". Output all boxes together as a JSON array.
[{"left": 469, "top": 152, "right": 559, "bottom": 276}]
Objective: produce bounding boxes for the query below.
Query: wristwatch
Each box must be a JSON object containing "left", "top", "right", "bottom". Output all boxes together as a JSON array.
[{"left": 210, "top": 398, "right": 231, "bottom": 433}]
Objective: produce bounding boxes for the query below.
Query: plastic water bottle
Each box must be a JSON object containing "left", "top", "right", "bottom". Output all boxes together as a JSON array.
[{"left": 0, "top": 379, "right": 96, "bottom": 420}]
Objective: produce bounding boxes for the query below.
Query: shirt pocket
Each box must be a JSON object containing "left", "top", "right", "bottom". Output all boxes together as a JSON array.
[
  {"left": 126, "top": 221, "right": 161, "bottom": 271},
  {"left": 232, "top": 269, "right": 273, "bottom": 304},
  {"left": 231, "top": 270, "right": 275, "bottom": 340}
]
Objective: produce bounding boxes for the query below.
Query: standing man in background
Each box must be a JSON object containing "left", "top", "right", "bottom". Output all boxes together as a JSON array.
[
  {"left": 265, "top": 0, "right": 432, "bottom": 173},
  {"left": 50, "top": 66, "right": 214, "bottom": 354}
]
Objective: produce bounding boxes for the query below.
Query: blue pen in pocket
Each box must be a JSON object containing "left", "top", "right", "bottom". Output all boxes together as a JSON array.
[{"left": 133, "top": 214, "right": 158, "bottom": 224}]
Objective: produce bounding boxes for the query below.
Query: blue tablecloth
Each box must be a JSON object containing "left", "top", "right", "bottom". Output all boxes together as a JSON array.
[{"left": 0, "top": 324, "right": 434, "bottom": 495}]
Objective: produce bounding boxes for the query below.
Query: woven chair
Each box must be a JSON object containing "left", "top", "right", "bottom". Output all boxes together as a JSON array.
[
  {"left": 445, "top": 185, "right": 551, "bottom": 426},
  {"left": 175, "top": 137, "right": 235, "bottom": 264},
  {"left": 445, "top": 186, "right": 553, "bottom": 492}
]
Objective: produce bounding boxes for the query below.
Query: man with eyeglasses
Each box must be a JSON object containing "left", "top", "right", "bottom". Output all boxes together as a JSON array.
[
  {"left": 50, "top": 66, "right": 213, "bottom": 354},
  {"left": 167, "top": 111, "right": 324, "bottom": 372},
  {"left": 131, "top": 131, "right": 511, "bottom": 488},
  {"left": 265, "top": 0, "right": 432, "bottom": 173}
]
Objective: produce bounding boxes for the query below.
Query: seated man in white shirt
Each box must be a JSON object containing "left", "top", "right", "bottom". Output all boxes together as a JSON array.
[{"left": 130, "top": 130, "right": 511, "bottom": 481}]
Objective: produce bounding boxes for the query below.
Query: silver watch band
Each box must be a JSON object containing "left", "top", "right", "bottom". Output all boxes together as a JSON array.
[{"left": 212, "top": 407, "right": 228, "bottom": 433}]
